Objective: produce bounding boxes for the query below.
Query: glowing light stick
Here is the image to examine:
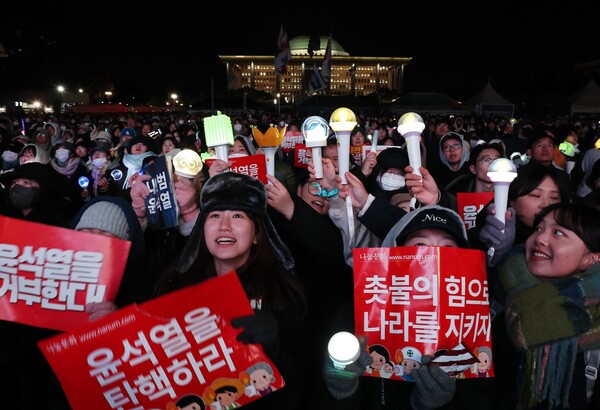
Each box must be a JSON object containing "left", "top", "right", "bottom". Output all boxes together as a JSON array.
[
  {"left": 397, "top": 112, "right": 425, "bottom": 176},
  {"left": 370, "top": 130, "right": 379, "bottom": 153},
  {"left": 251, "top": 124, "right": 287, "bottom": 180},
  {"left": 172, "top": 149, "right": 203, "bottom": 179},
  {"left": 487, "top": 158, "right": 518, "bottom": 226},
  {"left": 327, "top": 332, "right": 361, "bottom": 370},
  {"left": 301, "top": 116, "right": 329, "bottom": 179},
  {"left": 329, "top": 107, "right": 357, "bottom": 184},
  {"left": 203, "top": 111, "right": 234, "bottom": 162}
]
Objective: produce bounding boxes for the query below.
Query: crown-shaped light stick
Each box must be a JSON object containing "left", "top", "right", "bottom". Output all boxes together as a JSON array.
[
  {"left": 487, "top": 158, "right": 518, "bottom": 227},
  {"left": 329, "top": 107, "right": 357, "bottom": 184},
  {"left": 251, "top": 124, "right": 287, "bottom": 178},
  {"left": 301, "top": 116, "right": 330, "bottom": 179},
  {"left": 397, "top": 112, "right": 425, "bottom": 176},
  {"left": 203, "top": 111, "right": 234, "bottom": 162}
]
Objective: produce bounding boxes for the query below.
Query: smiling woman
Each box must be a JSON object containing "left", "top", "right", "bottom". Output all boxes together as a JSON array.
[
  {"left": 497, "top": 202, "right": 600, "bottom": 408},
  {"left": 155, "top": 171, "right": 308, "bottom": 410}
]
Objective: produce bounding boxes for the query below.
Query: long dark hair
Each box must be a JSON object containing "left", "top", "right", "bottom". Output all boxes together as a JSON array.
[{"left": 157, "top": 212, "right": 306, "bottom": 315}]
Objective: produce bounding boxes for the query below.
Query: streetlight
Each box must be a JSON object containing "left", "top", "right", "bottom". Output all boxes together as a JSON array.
[
  {"left": 56, "top": 85, "right": 65, "bottom": 113},
  {"left": 276, "top": 93, "right": 281, "bottom": 117},
  {"left": 170, "top": 93, "right": 178, "bottom": 108},
  {"left": 105, "top": 91, "right": 112, "bottom": 103}
]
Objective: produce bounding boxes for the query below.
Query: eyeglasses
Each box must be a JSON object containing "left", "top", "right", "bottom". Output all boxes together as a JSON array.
[
  {"left": 308, "top": 182, "right": 338, "bottom": 198},
  {"left": 442, "top": 143, "right": 462, "bottom": 152},
  {"left": 476, "top": 156, "right": 500, "bottom": 165}
]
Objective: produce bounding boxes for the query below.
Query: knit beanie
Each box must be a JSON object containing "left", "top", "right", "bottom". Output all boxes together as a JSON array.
[{"left": 74, "top": 202, "right": 130, "bottom": 240}]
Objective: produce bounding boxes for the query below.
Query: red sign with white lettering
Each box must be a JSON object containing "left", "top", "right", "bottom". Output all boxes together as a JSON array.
[
  {"left": 0, "top": 216, "right": 130, "bottom": 331},
  {"left": 353, "top": 246, "right": 493, "bottom": 381},
  {"left": 38, "top": 272, "right": 284, "bottom": 410}
]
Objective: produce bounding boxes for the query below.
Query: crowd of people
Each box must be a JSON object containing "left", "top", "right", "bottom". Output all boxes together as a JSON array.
[{"left": 0, "top": 109, "right": 599, "bottom": 409}]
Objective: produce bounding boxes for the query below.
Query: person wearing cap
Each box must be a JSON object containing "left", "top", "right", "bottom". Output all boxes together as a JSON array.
[
  {"left": 323, "top": 205, "right": 494, "bottom": 409},
  {"left": 155, "top": 172, "right": 308, "bottom": 410},
  {"left": 429, "top": 131, "right": 471, "bottom": 189},
  {"left": 49, "top": 140, "right": 94, "bottom": 217}
]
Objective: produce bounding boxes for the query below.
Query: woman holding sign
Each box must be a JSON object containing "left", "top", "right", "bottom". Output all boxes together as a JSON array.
[{"left": 156, "top": 171, "right": 308, "bottom": 410}]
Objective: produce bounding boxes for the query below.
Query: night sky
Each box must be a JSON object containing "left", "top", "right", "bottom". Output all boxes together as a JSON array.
[{"left": 1, "top": 1, "right": 599, "bottom": 104}]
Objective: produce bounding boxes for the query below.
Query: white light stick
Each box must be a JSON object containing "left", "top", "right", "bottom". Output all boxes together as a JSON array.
[
  {"left": 487, "top": 158, "right": 518, "bottom": 226},
  {"left": 397, "top": 112, "right": 425, "bottom": 176},
  {"left": 203, "top": 111, "right": 234, "bottom": 162},
  {"left": 302, "top": 116, "right": 330, "bottom": 179},
  {"left": 370, "top": 130, "right": 379, "bottom": 153},
  {"left": 261, "top": 146, "right": 278, "bottom": 178},
  {"left": 328, "top": 331, "right": 361, "bottom": 370},
  {"left": 329, "top": 107, "right": 357, "bottom": 184}
]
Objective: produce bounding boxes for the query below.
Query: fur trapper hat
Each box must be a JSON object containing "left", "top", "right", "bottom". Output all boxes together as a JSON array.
[{"left": 176, "top": 172, "right": 294, "bottom": 273}]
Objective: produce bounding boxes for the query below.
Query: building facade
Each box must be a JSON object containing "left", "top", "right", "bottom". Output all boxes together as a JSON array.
[{"left": 219, "top": 35, "right": 411, "bottom": 103}]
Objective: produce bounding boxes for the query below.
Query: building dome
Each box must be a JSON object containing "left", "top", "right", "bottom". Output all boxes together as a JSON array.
[{"left": 289, "top": 35, "right": 349, "bottom": 57}]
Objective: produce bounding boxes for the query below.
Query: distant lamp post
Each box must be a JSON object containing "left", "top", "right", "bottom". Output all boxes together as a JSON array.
[
  {"left": 56, "top": 85, "right": 65, "bottom": 113},
  {"left": 105, "top": 91, "right": 112, "bottom": 103},
  {"left": 276, "top": 93, "right": 281, "bottom": 116},
  {"left": 170, "top": 93, "right": 178, "bottom": 108}
]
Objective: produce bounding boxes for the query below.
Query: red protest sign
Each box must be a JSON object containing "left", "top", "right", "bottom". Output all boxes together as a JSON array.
[
  {"left": 456, "top": 192, "right": 494, "bottom": 230},
  {"left": 0, "top": 216, "right": 130, "bottom": 331},
  {"left": 204, "top": 154, "right": 267, "bottom": 184},
  {"left": 38, "top": 272, "right": 284, "bottom": 410},
  {"left": 294, "top": 143, "right": 311, "bottom": 169},
  {"left": 353, "top": 246, "right": 492, "bottom": 381}
]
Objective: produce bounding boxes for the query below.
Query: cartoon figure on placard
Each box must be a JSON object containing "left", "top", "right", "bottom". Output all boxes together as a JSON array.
[
  {"left": 240, "top": 361, "right": 277, "bottom": 398},
  {"left": 471, "top": 345, "right": 493, "bottom": 378},
  {"left": 202, "top": 378, "right": 246, "bottom": 410},
  {"left": 366, "top": 344, "right": 394, "bottom": 378},
  {"left": 166, "top": 394, "right": 206, "bottom": 410},
  {"left": 394, "top": 346, "right": 423, "bottom": 382}
]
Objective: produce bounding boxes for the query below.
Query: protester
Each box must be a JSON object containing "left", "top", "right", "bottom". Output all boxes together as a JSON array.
[
  {"left": 155, "top": 172, "right": 308, "bottom": 410},
  {"left": 322, "top": 205, "right": 494, "bottom": 409},
  {"left": 495, "top": 203, "right": 600, "bottom": 408}
]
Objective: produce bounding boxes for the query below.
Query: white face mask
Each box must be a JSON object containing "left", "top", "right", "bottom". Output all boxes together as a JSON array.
[
  {"left": 55, "top": 148, "right": 70, "bottom": 163},
  {"left": 379, "top": 172, "right": 406, "bottom": 191},
  {"left": 92, "top": 157, "right": 107, "bottom": 168},
  {"left": 2, "top": 151, "right": 18, "bottom": 163},
  {"left": 233, "top": 124, "right": 242, "bottom": 132}
]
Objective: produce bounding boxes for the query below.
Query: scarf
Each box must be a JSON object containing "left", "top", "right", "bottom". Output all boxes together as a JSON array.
[
  {"left": 499, "top": 245, "right": 600, "bottom": 408},
  {"left": 50, "top": 157, "right": 80, "bottom": 176}
]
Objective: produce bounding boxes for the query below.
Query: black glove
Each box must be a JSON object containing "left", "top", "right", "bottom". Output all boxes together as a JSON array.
[
  {"left": 410, "top": 355, "right": 456, "bottom": 409},
  {"left": 231, "top": 309, "right": 279, "bottom": 357},
  {"left": 479, "top": 204, "right": 516, "bottom": 266},
  {"left": 323, "top": 335, "right": 373, "bottom": 400}
]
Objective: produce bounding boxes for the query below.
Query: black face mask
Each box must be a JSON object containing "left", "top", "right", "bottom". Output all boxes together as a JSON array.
[{"left": 9, "top": 185, "right": 40, "bottom": 210}]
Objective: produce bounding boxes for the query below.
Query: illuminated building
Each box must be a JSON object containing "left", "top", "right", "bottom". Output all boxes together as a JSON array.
[{"left": 219, "top": 35, "right": 411, "bottom": 101}]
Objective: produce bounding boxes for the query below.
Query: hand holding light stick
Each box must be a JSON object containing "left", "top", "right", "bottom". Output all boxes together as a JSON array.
[
  {"left": 397, "top": 112, "right": 425, "bottom": 176},
  {"left": 302, "top": 116, "right": 329, "bottom": 179},
  {"left": 487, "top": 158, "right": 518, "bottom": 227},
  {"left": 328, "top": 331, "right": 361, "bottom": 370},
  {"left": 329, "top": 107, "right": 357, "bottom": 184},
  {"left": 203, "top": 111, "right": 234, "bottom": 162}
]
